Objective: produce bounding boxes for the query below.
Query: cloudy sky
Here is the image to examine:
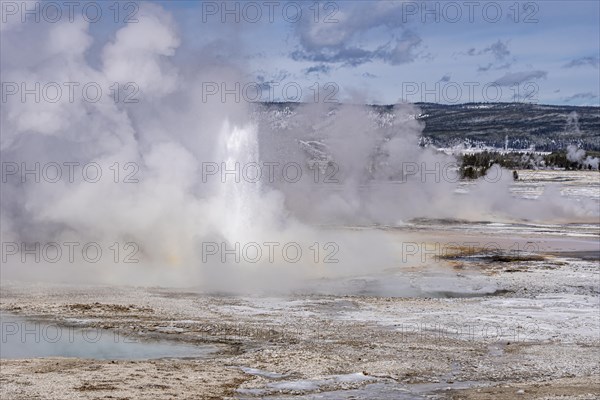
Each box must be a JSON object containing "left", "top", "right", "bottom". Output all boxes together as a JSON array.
[
  {"left": 3, "top": 0, "right": 599, "bottom": 105},
  {"left": 150, "top": 0, "right": 600, "bottom": 106}
]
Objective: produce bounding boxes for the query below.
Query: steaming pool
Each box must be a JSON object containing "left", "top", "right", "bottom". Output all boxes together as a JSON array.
[{"left": 0, "top": 312, "right": 217, "bottom": 360}]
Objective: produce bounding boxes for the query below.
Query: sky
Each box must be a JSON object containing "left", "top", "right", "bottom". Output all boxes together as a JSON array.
[
  {"left": 2, "top": 0, "right": 599, "bottom": 105},
  {"left": 157, "top": 0, "right": 600, "bottom": 106}
]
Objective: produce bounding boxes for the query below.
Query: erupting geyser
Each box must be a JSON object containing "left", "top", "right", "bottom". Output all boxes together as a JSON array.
[{"left": 218, "top": 121, "right": 263, "bottom": 244}]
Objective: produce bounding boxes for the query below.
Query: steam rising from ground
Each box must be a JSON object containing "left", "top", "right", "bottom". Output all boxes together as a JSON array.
[
  {"left": 567, "top": 144, "right": 599, "bottom": 169},
  {"left": 565, "top": 113, "right": 599, "bottom": 169},
  {"left": 1, "top": 4, "right": 597, "bottom": 289}
]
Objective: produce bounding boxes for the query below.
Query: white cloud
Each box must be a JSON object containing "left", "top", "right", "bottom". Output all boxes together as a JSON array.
[{"left": 493, "top": 70, "right": 547, "bottom": 86}]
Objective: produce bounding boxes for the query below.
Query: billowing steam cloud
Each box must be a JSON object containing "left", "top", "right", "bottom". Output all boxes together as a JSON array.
[
  {"left": 566, "top": 145, "right": 586, "bottom": 163},
  {"left": 1, "top": 4, "right": 597, "bottom": 289},
  {"left": 567, "top": 144, "right": 599, "bottom": 169},
  {"left": 565, "top": 112, "right": 599, "bottom": 169}
]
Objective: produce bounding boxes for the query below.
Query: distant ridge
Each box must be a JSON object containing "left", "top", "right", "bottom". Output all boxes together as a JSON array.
[
  {"left": 255, "top": 102, "right": 600, "bottom": 151},
  {"left": 414, "top": 102, "right": 599, "bottom": 151}
]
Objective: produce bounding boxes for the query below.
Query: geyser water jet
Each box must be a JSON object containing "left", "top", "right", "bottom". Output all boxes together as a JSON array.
[{"left": 218, "top": 120, "right": 263, "bottom": 244}]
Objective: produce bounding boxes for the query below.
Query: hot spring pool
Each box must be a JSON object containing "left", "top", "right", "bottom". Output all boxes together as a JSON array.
[{"left": 0, "top": 312, "right": 217, "bottom": 360}]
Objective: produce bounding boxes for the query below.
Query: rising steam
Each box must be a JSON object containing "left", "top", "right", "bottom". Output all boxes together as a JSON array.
[{"left": 1, "top": 4, "right": 597, "bottom": 289}]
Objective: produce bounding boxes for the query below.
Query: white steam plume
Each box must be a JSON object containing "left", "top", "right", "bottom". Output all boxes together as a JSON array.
[{"left": 1, "top": 4, "right": 597, "bottom": 290}]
